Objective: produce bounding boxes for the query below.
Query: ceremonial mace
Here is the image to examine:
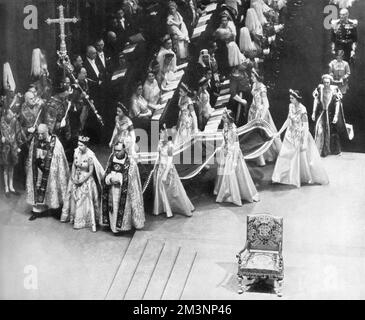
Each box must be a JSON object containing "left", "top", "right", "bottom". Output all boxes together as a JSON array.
[{"left": 46, "top": 5, "right": 104, "bottom": 126}]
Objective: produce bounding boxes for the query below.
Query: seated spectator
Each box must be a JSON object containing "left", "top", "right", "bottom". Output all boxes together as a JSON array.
[
  {"left": 143, "top": 70, "right": 161, "bottom": 110},
  {"left": 246, "top": 8, "right": 272, "bottom": 55},
  {"left": 246, "top": 8, "right": 263, "bottom": 41},
  {"left": 239, "top": 26, "right": 261, "bottom": 58},
  {"left": 215, "top": 12, "right": 246, "bottom": 68},
  {"left": 252, "top": 1, "right": 268, "bottom": 25},
  {"left": 166, "top": 1, "right": 190, "bottom": 62},
  {"left": 130, "top": 82, "right": 152, "bottom": 130},
  {"left": 159, "top": 53, "right": 178, "bottom": 90},
  {"left": 221, "top": 0, "right": 242, "bottom": 22},
  {"left": 229, "top": 61, "right": 252, "bottom": 124},
  {"left": 192, "top": 49, "right": 211, "bottom": 89},
  {"left": 156, "top": 35, "right": 177, "bottom": 74},
  {"left": 198, "top": 49, "right": 212, "bottom": 73}
]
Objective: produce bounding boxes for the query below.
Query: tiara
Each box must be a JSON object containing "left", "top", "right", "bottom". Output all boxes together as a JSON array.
[
  {"left": 78, "top": 136, "right": 90, "bottom": 143},
  {"left": 289, "top": 89, "right": 302, "bottom": 99}
]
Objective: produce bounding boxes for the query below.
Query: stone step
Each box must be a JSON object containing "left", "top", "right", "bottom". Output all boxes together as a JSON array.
[
  {"left": 105, "top": 233, "right": 149, "bottom": 300},
  {"left": 106, "top": 230, "right": 199, "bottom": 300},
  {"left": 124, "top": 239, "right": 165, "bottom": 300},
  {"left": 142, "top": 243, "right": 181, "bottom": 300},
  {"left": 161, "top": 247, "right": 197, "bottom": 300}
]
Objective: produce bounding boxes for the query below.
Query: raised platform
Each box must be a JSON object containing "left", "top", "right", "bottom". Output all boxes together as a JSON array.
[{"left": 1, "top": 152, "right": 365, "bottom": 299}]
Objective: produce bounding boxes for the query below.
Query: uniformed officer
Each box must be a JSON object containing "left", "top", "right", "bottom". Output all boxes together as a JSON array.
[{"left": 331, "top": 8, "right": 358, "bottom": 62}]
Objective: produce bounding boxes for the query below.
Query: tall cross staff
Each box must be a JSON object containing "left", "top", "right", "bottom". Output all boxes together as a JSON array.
[
  {"left": 45, "top": 5, "right": 104, "bottom": 127},
  {"left": 45, "top": 5, "right": 78, "bottom": 58}
]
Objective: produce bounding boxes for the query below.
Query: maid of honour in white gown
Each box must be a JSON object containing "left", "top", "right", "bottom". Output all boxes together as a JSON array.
[
  {"left": 272, "top": 90, "right": 329, "bottom": 188},
  {"left": 153, "top": 127, "right": 194, "bottom": 218},
  {"left": 214, "top": 109, "right": 260, "bottom": 206}
]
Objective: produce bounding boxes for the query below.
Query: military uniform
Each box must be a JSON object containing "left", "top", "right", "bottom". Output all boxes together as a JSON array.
[{"left": 331, "top": 18, "right": 358, "bottom": 62}]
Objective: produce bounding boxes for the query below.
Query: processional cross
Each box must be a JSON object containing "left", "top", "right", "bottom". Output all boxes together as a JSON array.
[
  {"left": 45, "top": 5, "right": 78, "bottom": 58},
  {"left": 45, "top": 5, "right": 104, "bottom": 126}
]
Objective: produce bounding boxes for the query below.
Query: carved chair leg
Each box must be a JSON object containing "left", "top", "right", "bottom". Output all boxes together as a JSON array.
[
  {"left": 238, "top": 274, "right": 251, "bottom": 294},
  {"left": 238, "top": 275, "right": 244, "bottom": 294},
  {"left": 274, "top": 279, "right": 283, "bottom": 297}
]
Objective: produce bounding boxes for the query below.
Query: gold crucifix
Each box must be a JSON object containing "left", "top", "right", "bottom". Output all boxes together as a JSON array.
[{"left": 45, "top": 5, "right": 78, "bottom": 57}]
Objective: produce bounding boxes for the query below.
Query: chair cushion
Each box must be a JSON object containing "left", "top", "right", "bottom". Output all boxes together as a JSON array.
[{"left": 239, "top": 251, "right": 283, "bottom": 277}]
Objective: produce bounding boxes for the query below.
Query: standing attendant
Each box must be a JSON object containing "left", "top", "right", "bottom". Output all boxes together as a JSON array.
[
  {"left": 0, "top": 108, "right": 22, "bottom": 197},
  {"left": 196, "top": 77, "right": 214, "bottom": 131},
  {"left": 272, "top": 90, "right": 329, "bottom": 188},
  {"left": 175, "top": 83, "right": 198, "bottom": 146},
  {"left": 19, "top": 90, "right": 45, "bottom": 144},
  {"left": 153, "top": 127, "right": 194, "bottom": 218},
  {"left": 109, "top": 103, "right": 136, "bottom": 158},
  {"left": 247, "top": 69, "right": 281, "bottom": 166},
  {"left": 214, "top": 109, "right": 260, "bottom": 206},
  {"left": 329, "top": 50, "right": 351, "bottom": 95}
]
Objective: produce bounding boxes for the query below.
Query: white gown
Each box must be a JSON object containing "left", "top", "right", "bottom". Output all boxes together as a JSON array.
[
  {"left": 248, "top": 82, "right": 282, "bottom": 163},
  {"left": 214, "top": 123, "right": 260, "bottom": 206},
  {"left": 272, "top": 104, "right": 329, "bottom": 188},
  {"left": 153, "top": 141, "right": 194, "bottom": 217}
]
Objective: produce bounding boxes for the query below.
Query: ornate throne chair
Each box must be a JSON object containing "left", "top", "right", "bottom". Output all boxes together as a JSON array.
[{"left": 236, "top": 214, "right": 284, "bottom": 297}]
